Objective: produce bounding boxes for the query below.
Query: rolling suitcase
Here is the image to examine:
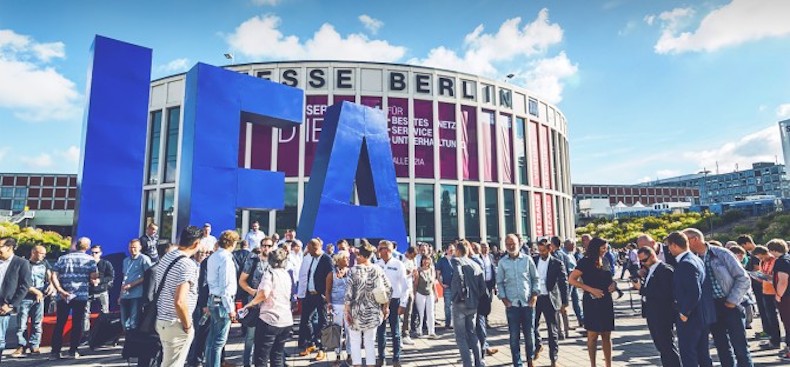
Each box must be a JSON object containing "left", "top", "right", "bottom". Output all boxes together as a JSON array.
[{"left": 89, "top": 311, "right": 123, "bottom": 350}]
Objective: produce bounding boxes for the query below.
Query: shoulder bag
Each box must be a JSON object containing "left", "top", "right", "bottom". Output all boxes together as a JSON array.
[{"left": 138, "top": 255, "right": 186, "bottom": 334}]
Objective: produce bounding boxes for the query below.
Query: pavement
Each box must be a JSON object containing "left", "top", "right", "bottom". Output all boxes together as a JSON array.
[{"left": 2, "top": 277, "right": 788, "bottom": 366}]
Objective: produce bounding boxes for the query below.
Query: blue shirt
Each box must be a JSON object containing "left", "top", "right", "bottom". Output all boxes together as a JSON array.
[
  {"left": 53, "top": 252, "right": 97, "bottom": 301},
  {"left": 207, "top": 248, "right": 238, "bottom": 312},
  {"left": 122, "top": 254, "right": 152, "bottom": 299},
  {"left": 436, "top": 256, "right": 454, "bottom": 286},
  {"left": 496, "top": 252, "right": 540, "bottom": 307},
  {"left": 26, "top": 260, "right": 50, "bottom": 300},
  {"left": 604, "top": 251, "right": 616, "bottom": 275}
]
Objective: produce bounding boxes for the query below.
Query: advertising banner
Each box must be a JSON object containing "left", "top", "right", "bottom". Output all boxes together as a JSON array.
[
  {"left": 533, "top": 192, "right": 543, "bottom": 238},
  {"left": 303, "top": 95, "right": 329, "bottom": 175},
  {"left": 529, "top": 121, "right": 541, "bottom": 187},
  {"left": 277, "top": 123, "right": 300, "bottom": 177},
  {"left": 544, "top": 193, "right": 554, "bottom": 236},
  {"left": 388, "top": 97, "right": 410, "bottom": 177},
  {"left": 438, "top": 102, "right": 457, "bottom": 179},
  {"left": 250, "top": 123, "right": 273, "bottom": 170},
  {"left": 461, "top": 105, "right": 478, "bottom": 181},
  {"left": 499, "top": 114, "right": 513, "bottom": 184},
  {"left": 539, "top": 124, "right": 550, "bottom": 189},
  {"left": 361, "top": 96, "right": 383, "bottom": 110},
  {"left": 481, "top": 110, "right": 497, "bottom": 182},
  {"left": 413, "top": 99, "right": 434, "bottom": 178}
]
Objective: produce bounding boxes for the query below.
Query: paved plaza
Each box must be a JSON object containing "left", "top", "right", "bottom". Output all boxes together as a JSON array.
[{"left": 3, "top": 278, "right": 787, "bottom": 366}]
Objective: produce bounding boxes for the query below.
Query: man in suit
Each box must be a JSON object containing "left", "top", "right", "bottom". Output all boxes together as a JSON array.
[
  {"left": 0, "top": 237, "right": 33, "bottom": 363},
  {"left": 633, "top": 246, "right": 681, "bottom": 367},
  {"left": 297, "top": 238, "right": 334, "bottom": 362},
  {"left": 549, "top": 237, "right": 572, "bottom": 339},
  {"left": 666, "top": 231, "right": 715, "bottom": 367},
  {"left": 533, "top": 238, "right": 569, "bottom": 366},
  {"left": 637, "top": 234, "right": 676, "bottom": 267}
]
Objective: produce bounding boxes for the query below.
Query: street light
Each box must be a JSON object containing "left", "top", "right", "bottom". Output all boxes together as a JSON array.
[
  {"left": 505, "top": 73, "right": 515, "bottom": 83},
  {"left": 224, "top": 53, "right": 234, "bottom": 62}
]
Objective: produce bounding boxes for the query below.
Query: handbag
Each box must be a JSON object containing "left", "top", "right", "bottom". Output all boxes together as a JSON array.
[
  {"left": 321, "top": 311, "right": 342, "bottom": 350},
  {"left": 138, "top": 255, "right": 186, "bottom": 334},
  {"left": 372, "top": 270, "right": 390, "bottom": 305}
]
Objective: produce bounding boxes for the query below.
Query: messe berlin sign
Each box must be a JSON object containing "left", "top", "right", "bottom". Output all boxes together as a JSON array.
[{"left": 75, "top": 35, "right": 407, "bottom": 254}]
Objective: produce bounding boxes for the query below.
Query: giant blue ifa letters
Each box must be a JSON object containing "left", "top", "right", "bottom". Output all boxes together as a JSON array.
[{"left": 77, "top": 35, "right": 407, "bottom": 254}]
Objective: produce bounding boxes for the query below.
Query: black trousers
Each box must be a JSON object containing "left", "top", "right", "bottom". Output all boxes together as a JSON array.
[
  {"left": 254, "top": 319, "right": 291, "bottom": 367},
  {"left": 647, "top": 312, "right": 681, "bottom": 367},
  {"left": 51, "top": 299, "right": 87, "bottom": 355},
  {"left": 298, "top": 293, "right": 327, "bottom": 349},
  {"left": 533, "top": 295, "right": 559, "bottom": 362}
]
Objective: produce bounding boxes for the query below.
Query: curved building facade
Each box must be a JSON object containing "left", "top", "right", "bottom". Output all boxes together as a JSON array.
[{"left": 143, "top": 61, "right": 572, "bottom": 247}]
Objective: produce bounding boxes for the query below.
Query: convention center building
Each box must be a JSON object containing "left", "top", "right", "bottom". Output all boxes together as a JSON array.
[{"left": 144, "top": 61, "right": 572, "bottom": 248}]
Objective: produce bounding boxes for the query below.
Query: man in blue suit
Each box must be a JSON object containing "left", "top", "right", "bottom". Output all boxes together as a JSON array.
[{"left": 665, "top": 231, "right": 715, "bottom": 367}]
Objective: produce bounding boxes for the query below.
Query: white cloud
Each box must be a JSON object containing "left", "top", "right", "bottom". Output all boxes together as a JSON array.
[
  {"left": 20, "top": 153, "right": 53, "bottom": 168},
  {"left": 656, "top": 169, "right": 681, "bottom": 178},
  {"left": 649, "top": 0, "right": 790, "bottom": 54},
  {"left": 226, "top": 14, "right": 406, "bottom": 62},
  {"left": 62, "top": 145, "right": 80, "bottom": 164},
  {"left": 251, "top": 0, "right": 279, "bottom": 5},
  {"left": 358, "top": 15, "right": 383, "bottom": 34},
  {"left": 682, "top": 125, "right": 781, "bottom": 172},
  {"left": 518, "top": 52, "right": 578, "bottom": 104},
  {"left": 0, "top": 29, "right": 81, "bottom": 122},
  {"left": 777, "top": 103, "right": 790, "bottom": 119},
  {"left": 158, "top": 58, "right": 190, "bottom": 73}
]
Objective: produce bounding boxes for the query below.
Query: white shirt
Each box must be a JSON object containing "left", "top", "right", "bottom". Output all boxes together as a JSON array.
[
  {"left": 296, "top": 253, "right": 320, "bottom": 298},
  {"left": 628, "top": 249, "right": 639, "bottom": 264},
  {"left": 305, "top": 254, "right": 321, "bottom": 292},
  {"left": 376, "top": 257, "right": 409, "bottom": 307},
  {"left": 537, "top": 256, "right": 550, "bottom": 295},
  {"left": 199, "top": 235, "right": 217, "bottom": 252},
  {"left": 482, "top": 254, "right": 493, "bottom": 282},
  {"left": 675, "top": 250, "right": 690, "bottom": 264},
  {"left": 244, "top": 230, "right": 266, "bottom": 250},
  {"left": 288, "top": 250, "right": 304, "bottom": 275},
  {"left": 656, "top": 245, "right": 667, "bottom": 263},
  {"left": 644, "top": 261, "right": 662, "bottom": 288},
  {"left": 0, "top": 254, "right": 13, "bottom": 291},
  {"left": 403, "top": 256, "right": 417, "bottom": 294},
  {"left": 207, "top": 248, "right": 238, "bottom": 312}
]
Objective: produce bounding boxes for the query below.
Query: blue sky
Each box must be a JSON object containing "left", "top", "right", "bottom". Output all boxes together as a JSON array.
[{"left": 2, "top": 0, "right": 790, "bottom": 184}]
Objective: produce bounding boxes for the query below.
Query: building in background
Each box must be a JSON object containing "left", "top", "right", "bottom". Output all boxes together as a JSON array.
[
  {"left": 572, "top": 184, "right": 698, "bottom": 219},
  {"left": 143, "top": 61, "right": 574, "bottom": 247},
  {"left": 0, "top": 173, "right": 77, "bottom": 235},
  {"left": 645, "top": 162, "right": 790, "bottom": 204}
]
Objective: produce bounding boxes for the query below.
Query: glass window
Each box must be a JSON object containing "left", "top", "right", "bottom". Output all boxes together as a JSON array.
[
  {"left": 14, "top": 188, "right": 27, "bottom": 198},
  {"left": 463, "top": 186, "right": 480, "bottom": 242},
  {"left": 440, "top": 185, "right": 458, "bottom": 245},
  {"left": 415, "top": 184, "right": 435, "bottom": 245},
  {"left": 164, "top": 107, "right": 180, "bottom": 183},
  {"left": 0, "top": 199, "right": 10, "bottom": 210},
  {"left": 528, "top": 98, "right": 539, "bottom": 117},
  {"left": 143, "top": 190, "right": 158, "bottom": 231},
  {"left": 398, "top": 183, "right": 410, "bottom": 237},
  {"left": 521, "top": 192, "right": 530, "bottom": 240},
  {"left": 249, "top": 210, "right": 271, "bottom": 235},
  {"left": 504, "top": 189, "right": 515, "bottom": 235},
  {"left": 11, "top": 200, "right": 25, "bottom": 211},
  {"left": 485, "top": 188, "right": 499, "bottom": 245},
  {"left": 160, "top": 188, "right": 175, "bottom": 240},
  {"left": 0, "top": 187, "right": 13, "bottom": 198},
  {"left": 147, "top": 111, "right": 163, "bottom": 185},
  {"left": 275, "top": 183, "right": 298, "bottom": 235},
  {"left": 516, "top": 118, "right": 528, "bottom": 185}
]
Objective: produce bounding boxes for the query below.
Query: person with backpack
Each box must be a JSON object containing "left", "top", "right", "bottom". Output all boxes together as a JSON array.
[{"left": 450, "top": 240, "right": 487, "bottom": 367}]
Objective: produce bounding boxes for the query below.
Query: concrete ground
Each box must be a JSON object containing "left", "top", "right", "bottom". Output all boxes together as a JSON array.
[{"left": 2, "top": 278, "right": 788, "bottom": 366}]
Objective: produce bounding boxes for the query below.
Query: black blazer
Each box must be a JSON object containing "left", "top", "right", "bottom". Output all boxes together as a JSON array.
[
  {"left": 1, "top": 256, "right": 32, "bottom": 310},
  {"left": 640, "top": 262, "right": 675, "bottom": 321},
  {"left": 305, "top": 253, "right": 333, "bottom": 295},
  {"left": 533, "top": 255, "right": 569, "bottom": 310},
  {"left": 90, "top": 259, "right": 115, "bottom": 294}
]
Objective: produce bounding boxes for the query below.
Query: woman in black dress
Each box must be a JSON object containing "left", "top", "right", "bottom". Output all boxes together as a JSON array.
[{"left": 569, "top": 237, "right": 617, "bottom": 367}]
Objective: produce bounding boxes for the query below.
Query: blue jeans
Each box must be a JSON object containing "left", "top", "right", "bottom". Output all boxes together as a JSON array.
[
  {"left": 443, "top": 287, "right": 454, "bottom": 327},
  {"left": 120, "top": 298, "right": 141, "bottom": 331},
  {"left": 204, "top": 302, "right": 232, "bottom": 367},
  {"left": 17, "top": 299, "right": 44, "bottom": 348},
  {"left": 377, "top": 298, "right": 402, "bottom": 362},
  {"left": 570, "top": 286, "right": 584, "bottom": 325},
  {"left": 0, "top": 315, "right": 10, "bottom": 351},
  {"left": 710, "top": 300, "right": 753, "bottom": 367},
  {"left": 476, "top": 314, "right": 489, "bottom": 350},
  {"left": 453, "top": 308, "right": 482, "bottom": 367},
  {"left": 505, "top": 305, "right": 535, "bottom": 367},
  {"left": 243, "top": 323, "right": 256, "bottom": 366}
]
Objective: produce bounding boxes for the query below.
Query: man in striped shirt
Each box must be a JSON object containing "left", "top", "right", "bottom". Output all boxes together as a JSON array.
[{"left": 154, "top": 226, "right": 202, "bottom": 367}]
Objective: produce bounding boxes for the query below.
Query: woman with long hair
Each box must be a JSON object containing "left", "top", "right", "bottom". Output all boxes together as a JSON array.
[
  {"left": 413, "top": 254, "right": 437, "bottom": 338},
  {"left": 345, "top": 240, "right": 392, "bottom": 367},
  {"left": 568, "top": 237, "right": 617, "bottom": 367},
  {"left": 240, "top": 248, "right": 292, "bottom": 367},
  {"left": 325, "top": 250, "right": 352, "bottom": 366}
]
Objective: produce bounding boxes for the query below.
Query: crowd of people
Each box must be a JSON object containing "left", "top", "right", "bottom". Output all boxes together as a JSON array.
[{"left": 0, "top": 222, "right": 789, "bottom": 367}]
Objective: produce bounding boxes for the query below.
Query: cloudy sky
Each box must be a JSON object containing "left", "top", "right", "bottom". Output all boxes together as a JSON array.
[{"left": 1, "top": 0, "right": 790, "bottom": 183}]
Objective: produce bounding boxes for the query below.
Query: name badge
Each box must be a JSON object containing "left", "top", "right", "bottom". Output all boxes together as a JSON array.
[{"left": 641, "top": 296, "right": 647, "bottom": 302}]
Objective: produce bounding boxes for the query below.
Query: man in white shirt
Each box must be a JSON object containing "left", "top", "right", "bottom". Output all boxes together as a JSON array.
[
  {"left": 401, "top": 246, "right": 418, "bottom": 345},
  {"left": 531, "top": 240, "right": 568, "bottom": 365},
  {"left": 243, "top": 221, "right": 266, "bottom": 251},
  {"left": 376, "top": 240, "right": 409, "bottom": 367},
  {"left": 204, "top": 230, "right": 239, "bottom": 367},
  {"left": 199, "top": 223, "right": 217, "bottom": 252},
  {"left": 296, "top": 238, "right": 333, "bottom": 362}
]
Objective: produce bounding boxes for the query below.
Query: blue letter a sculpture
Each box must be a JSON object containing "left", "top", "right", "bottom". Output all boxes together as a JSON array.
[{"left": 298, "top": 102, "right": 408, "bottom": 251}]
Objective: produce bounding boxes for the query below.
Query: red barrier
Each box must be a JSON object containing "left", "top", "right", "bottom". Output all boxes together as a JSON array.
[{"left": 39, "top": 313, "right": 99, "bottom": 347}]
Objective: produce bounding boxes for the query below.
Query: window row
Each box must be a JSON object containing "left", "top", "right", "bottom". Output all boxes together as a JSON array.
[{"left": 0, "top": 175, "right": 76, "bottom": 187}]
